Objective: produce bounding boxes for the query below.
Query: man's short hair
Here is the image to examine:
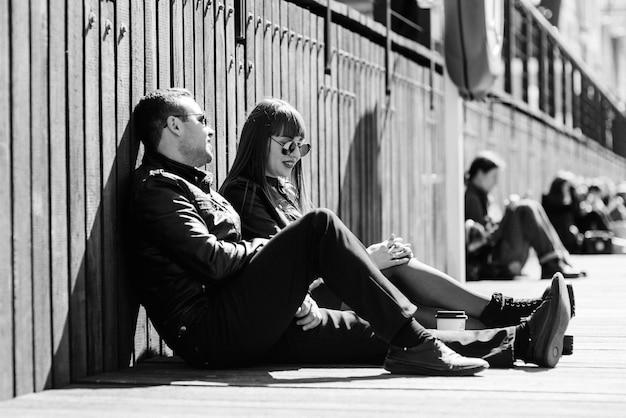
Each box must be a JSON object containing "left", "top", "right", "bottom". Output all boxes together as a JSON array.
[{"left": 132, "top": 88, "right": 194, "bottom": 152}]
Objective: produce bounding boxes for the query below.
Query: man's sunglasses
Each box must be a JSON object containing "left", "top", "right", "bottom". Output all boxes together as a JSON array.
[
  {"left": 163, "top": 113, "right": 207, "bottom": 128},
  {"left": 270, "top": 136, "right": 311, "bottom": 157}
]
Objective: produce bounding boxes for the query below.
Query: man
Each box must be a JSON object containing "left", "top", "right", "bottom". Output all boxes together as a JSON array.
[
  {"left": 465, "top": 152, "right": 585, "bottom": 280},
  {"left": 130, "top": 88, "right": 571, "bottom": 375}
]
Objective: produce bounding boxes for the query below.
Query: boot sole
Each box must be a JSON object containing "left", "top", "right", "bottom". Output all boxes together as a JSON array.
[
  {"left": 383, "top": 356, "right": 488, "bottom": 376},
  {"left": 533, "top": 277, "right": 571, "bottom": 368}
]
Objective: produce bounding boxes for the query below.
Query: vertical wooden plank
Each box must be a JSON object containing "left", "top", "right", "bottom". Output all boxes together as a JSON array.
[
  {"left": 308, "top": 10, "right": 319, "bottom": 207},
  {"left": 225, "top": 0, "right": 237, "bottom": 170},
  {"left": 314, "top": 14, "right": 328, "bottom": 207},
  {"left": 49, "top": 0, "right": 70, "bottom": 388},
  {"left": 287, "top": 3, "right": 296, "bottom": 104},
  {"left": 11, "top": 0, "right": 34, "bottom": 396},
  {"left": 194, "top": 0, "right": 205, "bottom": 106},
  {"left": 133, "top": 0, "right": 153, "bottom": 361},
  {"left": 203, "top": 0, "right": 217, "bottom": 176},
  {"left": 157, "top": 0, "right": 171, "bottom": 88},
  {"left": 294, "top": 6, "right": 303, "bottom": 111},
  {"left": 300, "top": 7, "right": 311, "bottom": 202},
  {"left": 214, "top": 0, "right": 227, "bottom": 183},
  {"left": 115, "top": 0, "right": 132, "bottom": 369},
  {"left": 329, "top": 17, "right": 339, "bottom": 213},
  {"left": 31, "top": 0, "right": 52, "bottom": 392},
  {"left": 337, "top": 24, "right": 348, "bottom": 226},
  {"left": 271, "top": 0, "right": 280, "bottom": 98},
  {"left": 85, "top": 0, "right": 103, "bottom": 376},
  {"left": 244, "top": 0, "right": 255, "bottom": 110},
  {"left": 236, "top": 41, "right": 246, "bottom": 157},
  {"left": 100, "top": 0, "right": 118, "bottom": 374},
  {"left": 0, "top": 0, "right": 13, "bottom": 400},
  {"left": 68, "top": 0, "right": 87, "bottom": 383},
  {"left": 254, "top": 0, "right": 264, "bottom": 100},
  {"left": 183, "top": 0, "right": 194, "bottom": 91},
  {"left": 171, "top": 0, "right": 184, "bottom": 87},
  {"left": 262, "top": 0, "right": 272, "bottom": 96},
  {"left": 279, "top": 1, "right": 288, "bottom": 100}
]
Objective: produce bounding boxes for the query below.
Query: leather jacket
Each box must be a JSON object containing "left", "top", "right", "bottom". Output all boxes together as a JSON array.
[{"left": 130, "top": 152, "right": 267, "bottom": 352}]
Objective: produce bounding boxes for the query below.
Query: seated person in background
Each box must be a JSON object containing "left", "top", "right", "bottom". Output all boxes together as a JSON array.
[
  {"left": 542, "top": 172, "right": 583, "bottom": 253},
  {"left": 219, "top": 97, "right": 575, "bottom": 335},
  {"left": 578, "top": 181, "right": 613, "bottom": 232},
  {"left": 464, "top": 152, "right": 584, "bottom": 280}
]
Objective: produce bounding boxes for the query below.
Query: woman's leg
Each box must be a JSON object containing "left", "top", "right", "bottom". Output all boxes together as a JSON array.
[
  {"left": 382, "top": 257, "right": 545, "bottom": 329},
  {"left": 382, "top": 258, "right": 489, "bottom": 320}
]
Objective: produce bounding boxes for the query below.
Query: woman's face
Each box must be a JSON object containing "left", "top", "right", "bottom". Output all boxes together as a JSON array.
[
  {"left": 265, "top": 135, "right": 307, "bottom": 178},
  {"left": 475, "top": 168, "right": 499, "bottom": 192}
]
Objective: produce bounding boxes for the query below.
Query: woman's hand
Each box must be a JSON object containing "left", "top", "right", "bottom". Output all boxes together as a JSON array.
[
  {"left": 295, "top": 294, "right": 323, "bottom": 331},
  {"left": 367, "top": 234, "right": 413, "bottom": 270}
]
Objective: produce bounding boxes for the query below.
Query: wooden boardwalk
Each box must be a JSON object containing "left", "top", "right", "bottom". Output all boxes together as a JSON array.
[{"left": 1, "top": 254, "right": 625, "bottom": 417}]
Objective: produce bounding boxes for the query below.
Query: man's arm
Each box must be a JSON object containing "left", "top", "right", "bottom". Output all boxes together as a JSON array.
[{"left": 134, "top": 174, "right": 267, "bottom": 281}]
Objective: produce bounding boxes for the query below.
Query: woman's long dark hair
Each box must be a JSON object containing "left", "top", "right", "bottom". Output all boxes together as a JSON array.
[
  {"left": 220, "top": 98, "right": 313, "bottom": 213},
  {"left": 546, "top": 174, "right": 572, "bottom": 204}
]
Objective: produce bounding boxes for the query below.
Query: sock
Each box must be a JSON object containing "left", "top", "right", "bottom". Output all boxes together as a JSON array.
[
  {"left": 390, "top": 319, "right": 432, "bottom": 349},
  {"left": 513, "top": 322, "right": 530, "bottom": 360}
]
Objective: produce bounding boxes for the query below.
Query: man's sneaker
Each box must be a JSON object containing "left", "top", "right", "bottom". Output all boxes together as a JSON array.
[
  {"left": 384, "top": 338, "right": 489, "bottom": 376},
  {"left": 522, "top": 273, "right": 571, "bottom": 368}
]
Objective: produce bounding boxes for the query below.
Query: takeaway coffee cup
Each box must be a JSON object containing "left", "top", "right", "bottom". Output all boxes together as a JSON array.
[{"left": 435, "top": 310, "right": 468, "bottom": 331}]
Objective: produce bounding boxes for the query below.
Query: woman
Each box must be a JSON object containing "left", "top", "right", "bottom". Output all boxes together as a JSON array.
[
  {"left": 219, "top": 98, "right": 574, "bottom": 330},
  {"left": 465, "top": 153, "right": 584, "bottom": 280},
  {"left": 542, "top": 173, "right": 583, "bottom": 253}
]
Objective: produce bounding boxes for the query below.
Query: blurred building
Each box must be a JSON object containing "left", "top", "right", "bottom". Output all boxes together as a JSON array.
[
  {"left": 539, "top": 0, "right": 626, "bottom": 110},
  {"left": 338, "top": 0, "right": 626, "bottom": 112}
]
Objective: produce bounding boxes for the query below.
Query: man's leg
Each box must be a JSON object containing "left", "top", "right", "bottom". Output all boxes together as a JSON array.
[
  {"left": 191, "top": 209, "right": 421, "bottom": 367},
  {"left": 265, "top": 309, "right": 516, "bottom": 368},
  {"left": 495, "top": 200, "right": 563, "bottom": 272}
]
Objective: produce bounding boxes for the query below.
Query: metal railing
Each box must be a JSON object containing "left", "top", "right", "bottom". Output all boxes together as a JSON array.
[{"left": 501, "top": 0, "right": 626, "bottom": 157}]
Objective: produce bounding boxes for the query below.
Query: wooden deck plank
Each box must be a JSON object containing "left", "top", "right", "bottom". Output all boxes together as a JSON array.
[{"left": 2, "top": 256, "right": 624, "bottom": 416}]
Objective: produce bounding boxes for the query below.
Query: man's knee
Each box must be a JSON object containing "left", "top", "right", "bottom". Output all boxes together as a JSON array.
[{"left": 302, "top": 208, "right": 339, "bottom": 228}]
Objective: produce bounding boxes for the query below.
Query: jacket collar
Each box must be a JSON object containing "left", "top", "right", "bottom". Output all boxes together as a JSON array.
[{"left": 142, "top": 151, "right": 214, "bottom": 189}]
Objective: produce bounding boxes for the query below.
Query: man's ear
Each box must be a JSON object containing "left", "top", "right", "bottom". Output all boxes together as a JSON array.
[{"left": 164, "top": 115, "right": 184, "bottom": 136}]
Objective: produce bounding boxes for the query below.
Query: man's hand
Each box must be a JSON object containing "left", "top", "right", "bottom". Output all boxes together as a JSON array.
[
  {"left": 295, "top": 294, "right": 322, "bottom": 331},
  {"left": 367, "top": 234, "right": 413, "bottom": 270}
]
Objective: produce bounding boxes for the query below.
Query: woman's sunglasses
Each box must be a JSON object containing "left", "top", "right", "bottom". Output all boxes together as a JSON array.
[{"left": 270, "top": 136, "right": 311, "bottom": 157}]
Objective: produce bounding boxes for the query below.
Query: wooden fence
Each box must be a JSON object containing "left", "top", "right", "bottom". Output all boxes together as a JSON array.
[{"left": 0, "top": 0, "right": 625, "bottom": 400}]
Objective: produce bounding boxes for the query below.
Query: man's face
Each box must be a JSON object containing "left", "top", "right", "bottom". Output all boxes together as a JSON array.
[{"left": 176, "top": 96, "right": 214, "bottom": 167}]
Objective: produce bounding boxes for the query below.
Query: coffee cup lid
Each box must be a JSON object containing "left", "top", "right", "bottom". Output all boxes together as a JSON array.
[{"left": 435, "top": 310, "right": 468, "bottom": 319}]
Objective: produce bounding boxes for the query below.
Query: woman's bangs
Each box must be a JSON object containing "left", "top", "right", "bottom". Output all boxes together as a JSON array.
[{"left": 270, "top": 105, "right": 306, "bottom": 139}]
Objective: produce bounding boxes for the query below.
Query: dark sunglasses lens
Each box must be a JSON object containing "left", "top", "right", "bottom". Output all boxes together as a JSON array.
[
  {"left": 299, "top": 144, "right": 311, "bottom": 157},
  {"left": 281, "top": 141, "right": 311, "bottom": 156}
]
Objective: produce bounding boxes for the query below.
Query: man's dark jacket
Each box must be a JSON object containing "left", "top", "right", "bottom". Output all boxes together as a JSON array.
[{"left": 130, "top": 152, "right": 266, "bottom": 356}]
